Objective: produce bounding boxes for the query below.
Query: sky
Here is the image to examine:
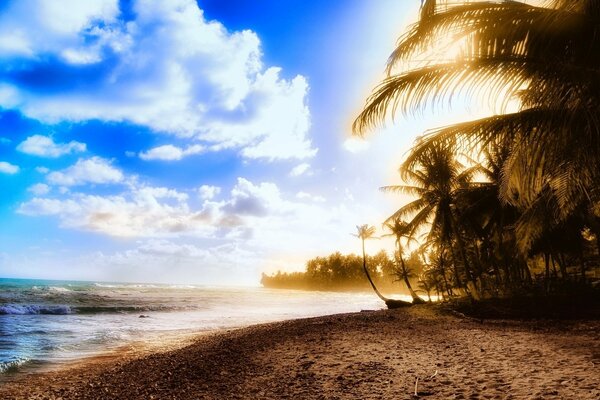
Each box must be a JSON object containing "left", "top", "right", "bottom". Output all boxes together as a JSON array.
[{"left": 0, "top": 0, "right": 428, "bottom": 285}]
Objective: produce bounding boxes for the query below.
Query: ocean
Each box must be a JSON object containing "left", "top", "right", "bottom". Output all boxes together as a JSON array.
[{"left": 0, "top": 278, "right": 396, "bottom": 379}]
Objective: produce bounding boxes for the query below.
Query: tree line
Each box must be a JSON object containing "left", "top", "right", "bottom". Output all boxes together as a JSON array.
[{"left": 261, "top": 251, "right": 427, "bottom": 296}]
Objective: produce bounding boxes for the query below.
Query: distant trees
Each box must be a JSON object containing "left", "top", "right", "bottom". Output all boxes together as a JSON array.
[
  {"left": 261, "top": 250, "right": 423, "bottom": 295},
  {"left": 352, "top": 0, "right": 600, "bottom": 300}
]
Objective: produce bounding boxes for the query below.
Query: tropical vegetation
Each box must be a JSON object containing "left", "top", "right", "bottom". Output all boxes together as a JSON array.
[
  {"left": 350, "top": 0, "right": 600, "bottom": 301},
  {"left": 261, "top": 250, "right": 425, "bottom": 295}
]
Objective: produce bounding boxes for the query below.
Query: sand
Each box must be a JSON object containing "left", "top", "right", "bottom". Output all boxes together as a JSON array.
[{"left": 1, "top": 305, "right": 599, "bottom": 399}]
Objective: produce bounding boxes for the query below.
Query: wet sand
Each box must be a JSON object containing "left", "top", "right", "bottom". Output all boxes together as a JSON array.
[{"left": 1, "top": 305, "right": 599, "bottom": 399}]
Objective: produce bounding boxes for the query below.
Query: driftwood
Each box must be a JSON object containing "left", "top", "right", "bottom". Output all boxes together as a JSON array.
[
  {"left": 413, "top": 370, "right": 438, "bottom": 398},
  {"left": 385, "top": 298, "right": 413, "bottom": 309}
]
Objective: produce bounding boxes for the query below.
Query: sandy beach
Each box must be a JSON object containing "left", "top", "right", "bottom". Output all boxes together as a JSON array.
[{"left": 1, "top": 305, "right": 599, "bottom": 400}]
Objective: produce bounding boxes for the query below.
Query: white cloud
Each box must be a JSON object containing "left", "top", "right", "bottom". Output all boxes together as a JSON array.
[
  {"left": 28, "top": 183, "right": 50, "bottom": 195},
  {"left": 17, "top": 134, "right": 86, "bottom": 157},
  {"left": 79, "top": 240, "right": 260, "bottom": 285},
  {"left": 0, "top": 0, "right": 121, "bottom": 59},
  {"left": 289, "top": 163, "right": 311, "bottom": 177},
  {"left": 18, "top": 185, "right": 208, "bottom": 237},
  {"left": 17, "top": 177, "right": 340, "bottom": 244},
  {"left": 0, "top": 0, "right": 316, "bottom": 160},
  {"left": 221, "top": 178, "right": 284, "bottom": 218},
  {"left": 296, "top": 191, "right": 326, "bottom": 203},
  {"left": 0, "top": 161, "right": 19, "bottom": 174},
  {"left": 343, "top": 137, "right": 371, "bottom": 153},
  {"left": 139, "top": 144, "right": 204, "bottom": 161},
  {"left": 46, "top": 157, "right": 124, "bottom": 186},
  {"left": 198, "top": 185, "right": 221, "bottom": 200},
  {"left": 36, "top": 166, "right": 49, "bottom": 174},
  {"left": 17, "top": 175, "right": 397, "bottom": 279}
]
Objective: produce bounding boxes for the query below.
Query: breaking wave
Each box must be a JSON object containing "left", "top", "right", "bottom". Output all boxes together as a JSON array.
[{"left": 0, "top": 305, "right": 72, "bottom": 315}]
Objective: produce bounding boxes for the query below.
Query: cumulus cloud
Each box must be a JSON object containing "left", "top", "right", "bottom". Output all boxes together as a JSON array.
[
  {"left": 17, "top": 134, "right": 86, "bottom": 157},
  {"left": 139, "top": 144, "right": 204, "bottom": 161},
  {"left": 18, "top": 185, "right": 211, "bottom": 237},
  {"left": 221, "top": 178, "right": 284, "bottom": 218},
  {"left": 18, "top": 177, "right": 335, "bottom": 244},
  {"left": 17, "top": 174, "right": 393, "bottom": 279},
  {"left": 198, "top": 185, "right": 221, "bottom": 200},
  {"left": 0, "top": 0, "right": 316, "bottom": 160},
  {"left": 46, "top": 157, "right": 124, "bottom": 186},
  {"left": 289, "top": 163, "right": 311, "bottom": 177},
  {"left": 0, "top": 161, "right": 19, "bottom": 174},
  {"left": 343, "top": 137, "right": 370, "bottom": 153},
  {"left": 28, "top": 183, "right": 50, "bottom": 195},
  {"left": 0, "top": 0, "right": 120, "bottom": 59}
]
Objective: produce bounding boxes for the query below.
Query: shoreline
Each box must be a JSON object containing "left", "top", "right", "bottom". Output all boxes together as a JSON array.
[{"left": 1, "top": 305, "right": 599, "bottom": 399}]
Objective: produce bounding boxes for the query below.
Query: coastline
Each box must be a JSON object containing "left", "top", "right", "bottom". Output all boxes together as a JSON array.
[{"left": 1, "top": 305, "right": 599, "bottom": 399}]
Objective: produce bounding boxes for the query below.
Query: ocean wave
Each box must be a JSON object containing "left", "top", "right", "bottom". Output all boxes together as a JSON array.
[
  {"left": 0, "top": 303, "right": 189, "bottom": 315},
  {"left": 0, "top": 357, "right": 33, "bottom": 374},
  {"left": 93, "top": 282, "right": 188, "bottom": 289},
  {"left": 93, "top": 283, "right": 117, "bottom": 288},
  {"left": 93, "top": 283, "right": 159, "bottom": 289},
  {"left": 48, "top": 286, "right": 72, "bottom": 293},
  {"left": 0, "top": 305, "right": 72, "bottom": 315},
  {"left": 74, "top": 305, "right": 179, "bottom": 314}
]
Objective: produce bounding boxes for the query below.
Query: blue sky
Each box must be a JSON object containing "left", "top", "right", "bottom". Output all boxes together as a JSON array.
[{"left": 0, "top": 0, "right": 424, "bottom": 285}]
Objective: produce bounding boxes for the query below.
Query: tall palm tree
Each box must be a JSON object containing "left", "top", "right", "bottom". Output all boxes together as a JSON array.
[
  {"left": 454, "top": 145, "right": 529, "bottom": 292},
  {"left": 354, "top": 225, "right": 386, "bottom": 301},
  {"left": 353, "top": 224, "right": 412, "bottom": 308},
  {"left": 353, "top": 0, "right": 600, "bottom": 255},
  {"left": 381, "top": 142, "right": 481, "bottom": 298},
  {"left": 383, "top": 218, "right": 426, "bottom": 303}
]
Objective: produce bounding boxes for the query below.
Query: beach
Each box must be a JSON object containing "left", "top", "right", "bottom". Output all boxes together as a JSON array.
[{"left": 1, "top": 305, "right": 599, "bottom": 399}]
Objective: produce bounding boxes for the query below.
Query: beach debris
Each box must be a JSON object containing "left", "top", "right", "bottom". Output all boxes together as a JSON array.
[
  {"left": 139, "top": 315, "right": 150, "bottom": 318},
  {"left": 414, "top": 376, "right": 420, "bottom": 397},
  {"left": 413, "top": 369, "right": 438, "bottom": 397}
]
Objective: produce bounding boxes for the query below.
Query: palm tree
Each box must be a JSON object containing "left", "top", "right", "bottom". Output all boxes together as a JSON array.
[
  {"left": 381, "top": 142, "right": 481, "bottom": 299},
  {"left": 383, "top": 218, "right": 426, "bottom": 303},
  {"left": 353, "top": 224, "right": 412, "bottom": 308},
  {"left": 353, "top": 0, "right": 600, "bottom": 256}
]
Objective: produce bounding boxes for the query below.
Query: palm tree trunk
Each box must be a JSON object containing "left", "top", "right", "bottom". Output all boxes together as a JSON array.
[
  {"left": 361, "top": 239, "right": 388, "bottom": 302},
  {"left": 579, "top": 249, "right": 586, "bottom": 282},
  {"left": 398, "top": 253, "right": 425, "bottom": 303},
  {"left": 447, "top": 241, "right": 464, "bottom": 291},
  {"left": 544, "top": 253, "right": 550, "bottom": 293},
  {"left": 439, "top": 243, "right": 452, "bottom": 297},
  {"left": 448, "top": 212, "right": 480, "bottom": 300},
  {"left": 396, "top": 241, "right": 425, "bottom": 303}
]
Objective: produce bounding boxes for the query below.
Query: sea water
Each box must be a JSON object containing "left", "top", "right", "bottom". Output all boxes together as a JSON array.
[{"left": 0, "top": 278, "right": 396, "bottom": 379}]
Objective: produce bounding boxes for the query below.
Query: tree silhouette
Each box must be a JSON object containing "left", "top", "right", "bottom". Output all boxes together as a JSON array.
[
  {"left": 383, "top": 218, "right": 426, "bottom": 303},
  {"left": 353, "top": 0, "right": 600, "bottom": 256},
  {"left": 353, "top": 224, "right": 412, "bottom": 308},
  {"left": 353, "top": 224, "right": 387, "bottom": 302},
  {"left": 382, "top": 142, "right": 480, "bottom": 299}
]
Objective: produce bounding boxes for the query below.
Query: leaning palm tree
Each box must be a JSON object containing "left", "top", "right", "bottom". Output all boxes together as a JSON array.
[
  {"left": 353, "top": 224, "right": 411, "bottom": 308},
  {"left": 383, "top": 218, "right": 426, "bottom": 303},
  {"left": 353, "top": 0, "right": 600, "bottom": 255}
]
